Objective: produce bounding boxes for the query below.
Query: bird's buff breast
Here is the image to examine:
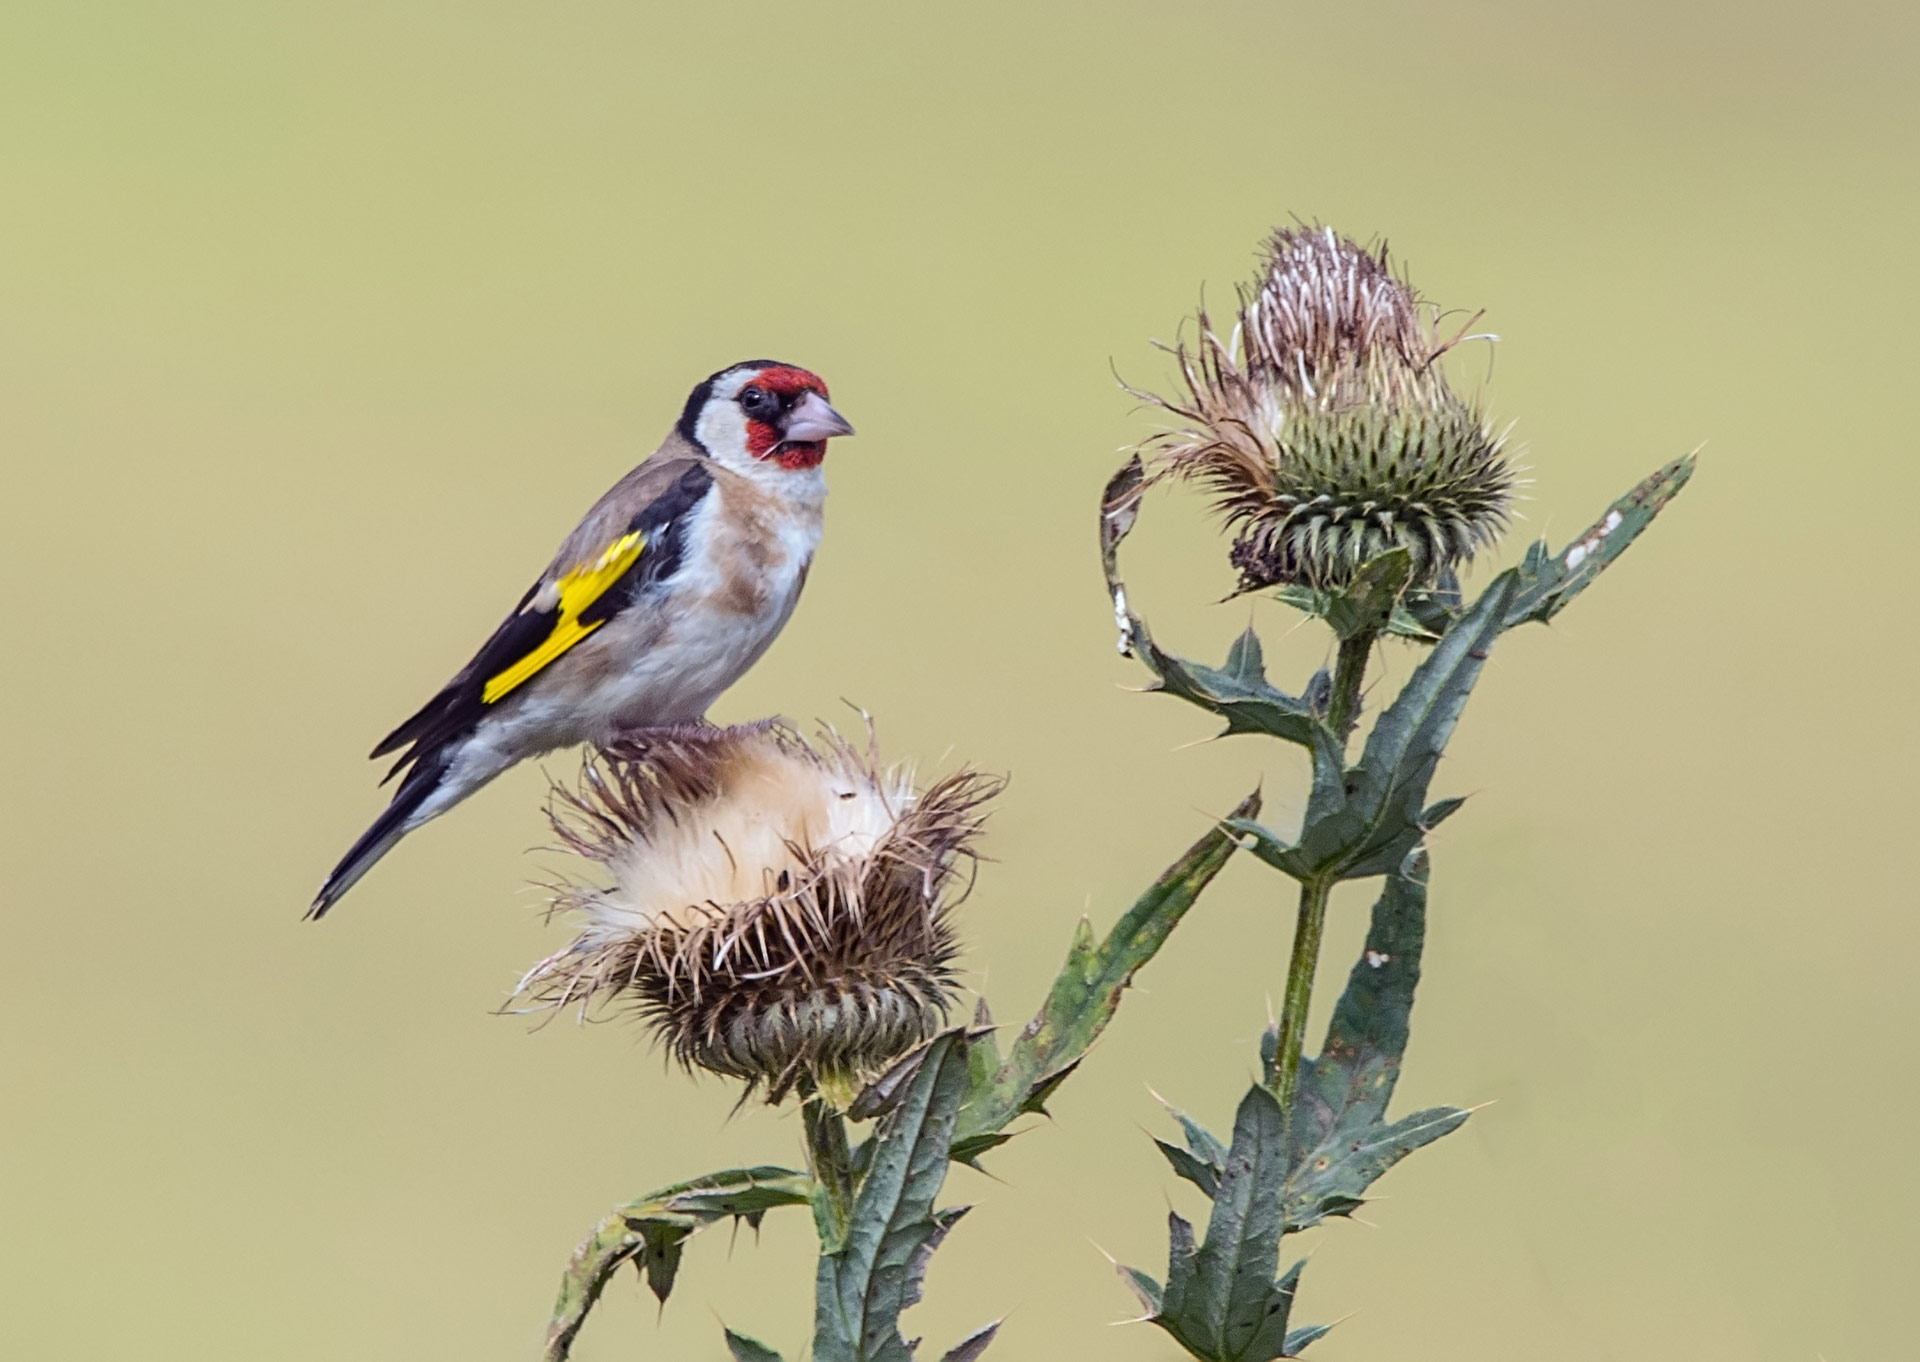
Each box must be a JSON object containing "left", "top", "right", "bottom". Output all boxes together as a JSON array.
[{"left": 532, "top": 472, "right": 821, "bottom": 738}]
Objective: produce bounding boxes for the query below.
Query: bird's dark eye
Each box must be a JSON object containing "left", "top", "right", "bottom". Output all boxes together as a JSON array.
[{"left": 738, "top": 387, "right": 781, "bottom": 421}]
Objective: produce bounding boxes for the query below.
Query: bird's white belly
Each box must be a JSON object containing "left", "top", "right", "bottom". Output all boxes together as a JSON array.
[
  {"left": 437, "top": 466, "right": 821, "bottom": 799},
  {"left": 588, "top": 575, "right": 804, "bottom": 731}
]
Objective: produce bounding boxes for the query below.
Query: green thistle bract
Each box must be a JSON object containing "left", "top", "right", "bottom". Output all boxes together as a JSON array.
[
  {"left": 1144, "top": 225, "right": 1515, "bottom": 591},
  {"left": 517, "top": 722, "right": 997, "bottom": 1103}
]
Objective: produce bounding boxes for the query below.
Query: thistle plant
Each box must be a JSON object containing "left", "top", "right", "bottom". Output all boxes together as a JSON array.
[
  {"left": 1102, "top": 225, "right": 1691, "bottom": 1359},
  {"left": 520, "top": 723, "right": 994, "bottom": 1104},
  {"left": 1142, "top": 226, "right": 1516, "bottom": 593},
  {"left": 520, "top": 223, "right": 1689, "bottom": 1362}
]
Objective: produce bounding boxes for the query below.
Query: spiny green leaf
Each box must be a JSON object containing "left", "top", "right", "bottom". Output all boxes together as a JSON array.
[
  {"left": 1140, "top": 1086, "right": 1312, "bottom": 1361},
  {"left": 1130, "top": 618, "right": 1335, "bottom": 750},
  {"left": 951, "top": 794, "right": 1259, "bottom": 1154},
  {"left": 1419, "top": 795, "right": 1467, "bottom": 831},
  {"left": 938, "top": 1321, "right": 1001, "bottom": 1362},
  {"left": 1400, "top": 563, "right": 1462, "bottom": 638},
  {"left": 1224, "top": 626, "right": 1266, "bottom": 684},
  {"left": 1167, "top": 1102, "right": 1229, "bottom": 1169},
  {"left": 1285, "top": 1105, "right": 1468, "bottom": 1232},
  {"left": 724, "top": 1328, "right": 786, "bottom": 1362},
  {"left": 904, "top": 1206, "right": 970, "bottom": 1314},
  {"left": 814, "top": 1031, "right": 971, "bottom": 1362},
  {"left": 1283, "top": 1323, "right": 1333, "bottom": 1355},
  {"left": 1236, "top": 1260, "right": 1307, "bottom": 1362},
  {"left": 1504, "top": 454, "right": 1694, "bottom": 629},
  {"left": 1100, "top": 456, "right": 1338, "bottom": 752},
  {"left": 1273, "top": 547, "right": 1414, "bottom": 641},
  {"left": 1180, "top": 1086, "right": 1289, "bottom": 1358},
  {"left": 812, "top": 1178, "right": 850, "bottom": 1256},
  {"left": 1284, "top": 853, "right": 1469, "bottom": 1232},
  {"left": 545, "top": 1168, "right": 813, "bottom": 1360},
  {"left": 946, "top": 1131, "right": 1012, "bottom": 1170},
  {"left": 965, "top": 998, "right": 1001, "bottom": 1090},
  {"left": 1157, "top": 1210, "right": 1199, "bottom": 1322},
  {"left": 1120, "top": 1263, "right": 1165, "bottom": 1315},
  {"left": 1397, "top": 458, "right": 1690, "bottom": 644},
  {"left": 1156, "top": 1138, "right": 1222, "bottom": 1199},
  {"left": 1266, "top": 569, "right": 1516, "bottom": 883},
  {"left": 635, "top": 1218, "right": 686, "bottom": 1304},
  {"left": 1152, "top": 1096, "right": 1228, "bottom": 1197}
]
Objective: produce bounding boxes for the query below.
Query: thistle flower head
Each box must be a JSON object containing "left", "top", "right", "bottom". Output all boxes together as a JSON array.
[
  {"left": 1144, "top": 225, "right": 1516, "bottom": 592},
  {"left": 517, "top": 722, "right": 997, "bottom": 1103}
]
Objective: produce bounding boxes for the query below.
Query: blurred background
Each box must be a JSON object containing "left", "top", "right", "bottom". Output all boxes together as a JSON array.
[{"left": 3, "top": 2, "right": 1914, "bottom": 1358}]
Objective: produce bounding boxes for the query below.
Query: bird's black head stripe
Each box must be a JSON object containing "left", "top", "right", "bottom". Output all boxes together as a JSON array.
[
  {"left": 675, "top": 359, "right": 809, "bottom": 448},
  {"left": 675, "top": 377, "right": 716, "bottom": 449}
]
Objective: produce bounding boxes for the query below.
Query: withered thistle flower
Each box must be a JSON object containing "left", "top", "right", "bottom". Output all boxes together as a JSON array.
[
  {"left": 517, "top": 721, "right": 998, "bottom": 1103},
  {"left": 1144, "top": 225, "right": 1516, "bottom": 592}
]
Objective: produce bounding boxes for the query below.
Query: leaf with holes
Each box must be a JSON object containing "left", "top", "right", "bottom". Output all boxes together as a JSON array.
[
  {"left": 1505, "top": 455, "right": 1694, "bottom": 630},
  {"left": 1283, "top": 852, "right": 1469, "bottom": 1231}
]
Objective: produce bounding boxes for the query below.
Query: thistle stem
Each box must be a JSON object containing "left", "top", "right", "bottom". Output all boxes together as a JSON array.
[
  {"left": 1271, "top": 875, "right": 1333, "bottom": 1112},
  {"left": 801, "top": 1091, "right": 854, "bottom": 1250},
  {"left": 1326, "top": 630, "right": 1374, "bottom": 740},
  {"left": 1271, "top": 628, "right": 1374, "bottom": 1111}
]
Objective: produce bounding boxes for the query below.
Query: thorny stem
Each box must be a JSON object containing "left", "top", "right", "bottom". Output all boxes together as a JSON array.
[
  {"left": 1326, "top": 630, "right": 1374, "bottom": 741},
  {"left": 1270, "top": 629, "right": 1374, "bottom": 1114},
  {"left": 802, "top": 1090, "right": 855, "bottom": 1251},
  {"left": 1271, "top": 876, "right": 1333, "bottom": 1114}
]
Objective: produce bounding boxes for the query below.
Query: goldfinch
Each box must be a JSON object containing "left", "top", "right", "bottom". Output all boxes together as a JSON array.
[{"left": 310, "top": 359, "right": 855, "bottom": 918}]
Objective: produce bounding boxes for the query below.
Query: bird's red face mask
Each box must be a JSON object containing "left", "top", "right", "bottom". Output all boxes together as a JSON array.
[{"left": 737, "top": 366, "right": 855, "bottom": 470}]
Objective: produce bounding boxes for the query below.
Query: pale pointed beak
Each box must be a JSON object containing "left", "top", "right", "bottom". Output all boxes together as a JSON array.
[{"left": 781, "top": 390, "right": 855, "bottom": 441}]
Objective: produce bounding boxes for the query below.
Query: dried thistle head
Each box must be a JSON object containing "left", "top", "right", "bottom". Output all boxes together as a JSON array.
[
  {"left": 517, "top": 721, "right": 998, "bottom": 1103},
  {"left": 1143, "top": 225, "right": 1516, "bottom": 592}
]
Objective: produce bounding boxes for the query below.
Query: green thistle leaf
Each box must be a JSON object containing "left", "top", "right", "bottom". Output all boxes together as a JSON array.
[
  {"left": 1156, "top": 1138, "right": 1224, "bottom": 1199},
  {"left": 724, "top": 1328, "right": 786, "bottom": 1362},
  {"left": 545, "top": 1167, "right": 814, "bottom": 1360},
  {"left": 951, "top": 793, "right": 1260, "bottom": 1154},
  {"left": 1504, "top": 453, "right": 1694, "bottom": 628},
  {"left": 1397, "top": 455, "right": 1695, "bottom": 643},
  {"left": 1272, "top": 547, "right": 1414, "bottom": 641},
  {"left": 938, "top": 1322, "right": 1002, "bottom": 1362},
  {"left": 1229, "top": 569, "right": 1515, "bottom": 884},
  {"left": 814, "top": 1031, "right": 971, "bottom": 1362},
  {"left": 1284, "top": 852, "right": 1468, "bottom": 1231},
  {"left": 1125, "top": 1085, "right": 1320, "bottom": 1361},
  {"left": 1151, "top": 1095, "right": 1229, "bottom": 1197},
  {"left": 1282, "top": 1323, "right": 1332, "bottom": 1355}
]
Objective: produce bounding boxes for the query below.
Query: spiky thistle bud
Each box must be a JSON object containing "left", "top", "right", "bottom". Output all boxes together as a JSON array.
[
  {"left": 516, "top": 722, "right": 998, "bottom": 1103},
  {"left": 1143, "top": 225, "right": 1516, "bottom": 592}
]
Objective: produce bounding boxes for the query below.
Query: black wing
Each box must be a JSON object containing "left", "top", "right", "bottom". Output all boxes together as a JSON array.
[{"left": 368, "top": 460, "right": 714, "bottom": 779}]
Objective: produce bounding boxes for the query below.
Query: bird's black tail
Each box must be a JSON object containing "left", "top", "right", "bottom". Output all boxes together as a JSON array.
[{"left": 308, "top": 755, "right": 448, "bottom": 919}]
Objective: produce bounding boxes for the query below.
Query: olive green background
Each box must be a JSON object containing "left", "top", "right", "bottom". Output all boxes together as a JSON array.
[{"left": 4, "top": 2, "right": 1914, "bottom": 1358}]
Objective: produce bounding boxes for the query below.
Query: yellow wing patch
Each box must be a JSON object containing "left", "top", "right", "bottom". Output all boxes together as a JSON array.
[{"left": 481, "top": 531, "right": 646, "bottom": 704}]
